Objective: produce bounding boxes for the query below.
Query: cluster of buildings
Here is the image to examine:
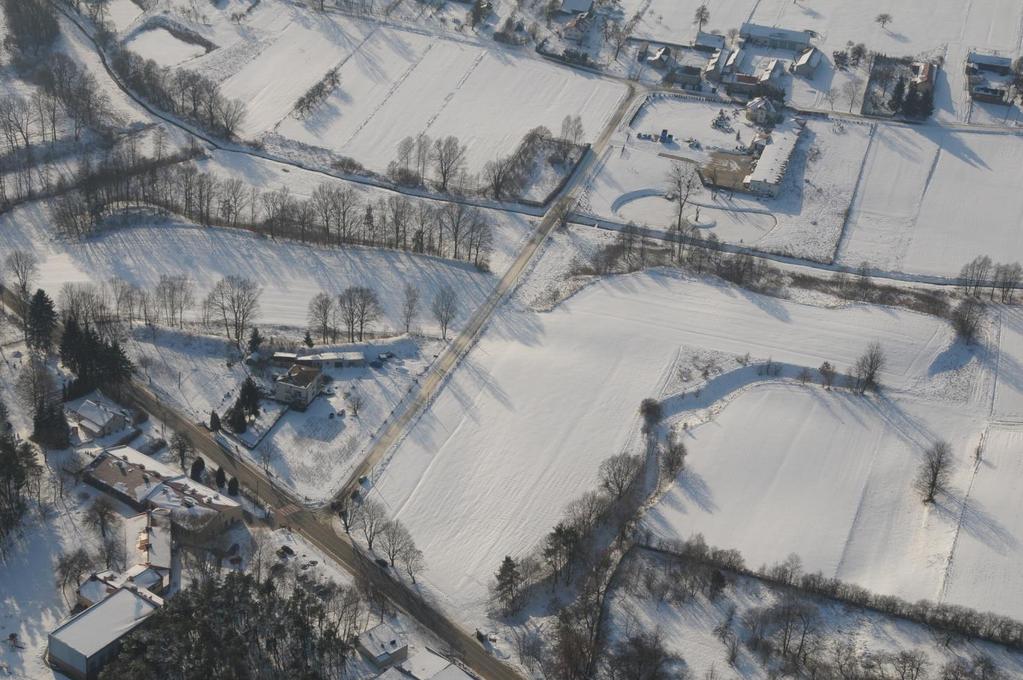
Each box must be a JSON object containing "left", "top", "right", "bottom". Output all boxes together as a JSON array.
[
  {"left": 966, "top": 51, "right": 1016, "bottom": 104},
  {"left": 636, "top": 23, "right": 822, "bottom": 98},
  {"left": 46, "top": 445, "right": 244, "bottom": 678},
  {"left": 271, "top": 349, "right": 367, "bottom": 409}
]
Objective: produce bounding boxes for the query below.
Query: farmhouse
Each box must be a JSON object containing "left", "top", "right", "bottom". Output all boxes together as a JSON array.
[
  {"left": 693, "top": 31, "right": 725, "bottom": 53},
  {"left": 746, "top": 96, "right": 780, "bottom": 125},
  {"left": 739, "top": 23, "right": 813, "bottom": 52},
  {"left": 84, "top": 446, "right": 242, "bottom": 535},
  {"left": 357, "top": 622, "right": 408, "bottom": 668},
  {"left": 560, "top": 11, "right": 592, "bottom": 43},
  {"left": 68, "top": 399, "right": 127, "bottom": 439},
  {"left": 966, "top": 52, "right": 1014, "bottom": 103},
  {"left": 48, "top": 586, "right": 163, "bottom": 680},
  {"left": 397, "top": 649, "right": 475, "bottom": 679},
  {"left": 743, "top": 122, "right": 802, "bottom": 197},
  {"left": 910, "top": 61, "right": 935, "bottom": 94},
  {"left": 791, "top": 46, "right": 822, "bottom": 77},
  {"left": 275, "top": 364, "right": 323, "bottom": 409}
]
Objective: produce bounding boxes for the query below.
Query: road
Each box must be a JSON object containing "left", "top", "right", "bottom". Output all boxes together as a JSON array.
[{"left": 337, "top": 85, "right": 637, "bottom": 502}]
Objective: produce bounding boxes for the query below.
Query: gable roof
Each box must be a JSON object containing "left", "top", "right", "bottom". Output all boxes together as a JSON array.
[{"left": 50, "top": 587, "right": 161, "bottom": 658}]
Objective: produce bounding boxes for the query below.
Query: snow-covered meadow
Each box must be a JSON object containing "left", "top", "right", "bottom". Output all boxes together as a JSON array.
[{"left": 370, "top": 268, "right": 975, "bottom": 625}]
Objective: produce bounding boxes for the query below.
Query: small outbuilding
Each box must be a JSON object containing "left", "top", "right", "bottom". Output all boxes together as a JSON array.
[{"left": 48, "top": 586, "right": 163, "bottom": 680}]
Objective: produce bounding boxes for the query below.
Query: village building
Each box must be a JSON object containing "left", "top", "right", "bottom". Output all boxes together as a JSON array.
[
  {"left": 295, "top": 351, "right": 366, "bottom": 369},
  {"left": 791, "top": 46, "right": 822, "bottom": 77},
  {"left": 77, "top": 510, "right": 173, "bottom": 608},
  {"left": 742, "top": 122, "right": 802, "bottom": 197},
  {"left": 48, "top": 586, "right": 163, "bottom": 680},
  {"left": 692, "top": 31, "right": 726, "bottom": 53},
  {"left": 746, "top": 96, "right": 781, "bottom": 125},
  {"left": 393, "top": 649, "right": 475, "bottom": 680},
  {"left": 68, "top": 399, "right": 127, "bottom": 439},
  {"left": 704, "top": 48, "right": 729, "bottom": 81},
  {"left": 966, "top": 52, "right": 1014, "bottom": 103},
  {"left": 557, "top": 0, "right": 591, "bottom": 14},
  {"left": 739, "top": 23, "right": 814, "bottom": 52},
  {"left": 666, "top": 50, "right": 706, "bottom": 87},
  {"left": 560, "top": 11, "right": 592, "bottom": 43},
  {"left": 274, "top": 364, "right": 324, "bottom": 409},
  {"left": 357, "top": 622, "right": 409, "bottom": 668},
  {"left": 909, "top": 61, "right": 935, "bottom": 94},
  {"left": 83, "top": 446, "right": 242, "bottom": 536}
]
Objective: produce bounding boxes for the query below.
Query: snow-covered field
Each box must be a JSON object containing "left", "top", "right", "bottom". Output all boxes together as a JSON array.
[
  {"left": 0, "top": 198, "right": 530, "bottom": 335},
  {"left": 629, "top": 0, "right": 756, "bottom": 45},
  {"left": 371, "top": 268, "right": 970, "bottom": 624},
  {"left": 156, "top": 0, "right": 627, "bottom": 175},
  {"left": 124, "top": 28, "right": 206, "bottom": 66},
  {"left": 607, "top": 548, "right": 1023, "bottom": 680},
  {"left": 582, "top": 97, "right": 873, "bottom": 261},
  {"left": 646, "top": 384, "right": 984, "bottom": 608},
  {"left": 838, "top": 126, "right": 1023, "bottom": 276}
]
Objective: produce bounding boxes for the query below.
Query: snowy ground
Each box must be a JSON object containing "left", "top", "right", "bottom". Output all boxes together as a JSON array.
[
  {"left": 0, "top": 201, "right": 530, "bottom": 335},
  {"left": 124, "top": 28, "right": 206, "bottom": 67},
  {"left": 837, "top": 126, "right": 1023, "bottom": 276},
  {"left": 606, "top": 548, "right": 1023, "bottom": 680},
  {"left": 370, "top": 268, "right": 971, "bottom": 628},
  {"left": 581, "top": 96, "right": 874, "bottom": 261},
  {"left": 645, "top": 384, "right": 984, "bottom": 609},
  {"left": 140, "top": 0, "right": 627, "bottom": 176}
]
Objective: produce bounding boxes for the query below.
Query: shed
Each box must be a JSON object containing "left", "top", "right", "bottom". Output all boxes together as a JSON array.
[{"left": 48, "top": 587, "right": 162, "bottom": 680}]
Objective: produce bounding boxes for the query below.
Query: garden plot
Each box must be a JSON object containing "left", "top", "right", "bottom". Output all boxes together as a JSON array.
[
  {"left": 275, "top": 33, "right": 627, "bottom": 175},
  {"left": 371, "top": 269, "right": 966, "bottom": 623},
  {"left": 124, "top": 28, "right": 207, "bottom": 67},
  {"left": 583, "top": 97, "right": 872, "bottom": 261},
  {"left": 107, "top": 0, "right": 144, "bottom": 33},
  {"left": 255, "top": 339, "right": 441, "bottom": 502},
  {"left": 646, "top": 384, "right": 985, "bottom": 609},
  {"left": 750, "top": 0, "right": 1023, "bottom": 121},
  {"left": 941, "top": 427, "right": 1023, "bottom": 619},
  {"left": 838, "top": 126, "right": 1023, "bottom": 277}
]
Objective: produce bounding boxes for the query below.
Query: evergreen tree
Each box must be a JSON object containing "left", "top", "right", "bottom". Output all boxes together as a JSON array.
[
  {"left": 0, "top": 430, "right": 40, "bottom": 559},
  {"left": 889, "top": 76, "right": 906, "bottom": 113},
  {"left": 31, "top": 400, "right": 69, "bottom": 449},
  {"left": 303, "top": 330, "right": 314, "bottom": 348},
  {"left": 26, "top": 289, "right": 57, "bottom": 351},
  {"left": 226, "top": 405, "right": 247, "bottom": 433},
  {"left": 190, "top": 457, "right": 205, "bottom": 482},
  {"left": 495, "top": 555, "right": 520, "bottom": 610},
  {"left": 227, "top": 477, "right": 239, "bottom": 496},
  {"left": 209, "top": 410, "right": 221, "bottom": 432},
  {"left": 238, "top": 377, "right": 261, "bottom": 418},
  {"left": 215, "top": 466, "right": 226, "bottom": 488},
  {"left": 247, "top": 327, "right": 263, "bottom": 355}
]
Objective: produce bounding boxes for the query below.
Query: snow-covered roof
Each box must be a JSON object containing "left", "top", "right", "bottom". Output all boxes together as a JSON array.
[
  {"left": 745, "top": 123, "right": 801, "bottom": 187},
  {"left": 967, "top": 52, "right": 1012, "bottom": 69},
  {"left": 359, "top": 622, "right": 407, "bottom": 661},
  {"left": 402, "top": 650, "right": 451, "bottom": 678},
  {"left": 747, "top": 96, "right": 777, "bottom": 113},
  {"left": 559, "top": 0, "right": 591, "bottom": 13},
  {"left": 430, "top": 665, "right": 474, "bottom": 680},
  {"left": 278, "top": 364, "right": 322, "bottom": 388},
  {"left": 50, "top": 587, "right": 161, "bottom": 658},
  {"left": 740, "top": 22, "right": 813, "bottom": 46},
  {"left": 794, "top": 46, "right": 821, "bottom": 68},
  {"left": 694, "top": 31, "right": 725, "bottom": 50},
  {"left": 72, "top": 399, "right": 123, "bottom": 430}
]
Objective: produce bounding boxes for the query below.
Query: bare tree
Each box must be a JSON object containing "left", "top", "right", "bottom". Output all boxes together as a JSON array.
[
  {"left": 204, "top": 276, "right": 261, "bottom": 346},
  {"left": 951, "top": 298, "right": 986, "bottom": 345},
  {"left": 347, "top": 392, "right": 364, "bottom": 417},
  {"left": 401, "top": 283, "right": 420, "bottom": 334},
  {"left": 431, "top": 136, "right": 467, "bottom": 191},
  {"left": 431, "top": 285, "right": 458, "bottom": 340},
  {"left": 5, "top": 250, "right": 38, "bottom": 321},
  {"left": 379, "top": 520, "right": 413, "bottom": 566},
  {"left": 337, "top": 286, "right": 381, "bottom": 342},
  {"left": 853, "top": 341, "right": 885, "bottom": 393},
  {"left": 693, "top": 4, "right": 710, "bottom": 32},
  {"left": 666, "top": 162, "right": 700, "bottom": 260},
  {"left": 875, "top": 13, "right": 893, "bottom": 29},
  {"left": 400, "top": 544, "right": 424, "bottom": 584},
  {"left": 914, "top": 440, "right": 952, "bottom": 503},
  {"left": 307, "top": 292, "right": 336, "bottom": 344},
  {"left": 15, "top": 354, "right": 55, "bottom": 411},
  {"left": 598, "top": 453, "right": 642, "bottom": 499},
  {"left": 842, "top": 77, "right": 863, "bottom": 113},
  {"left": 84, "top": 496, "right": 121, "bottom": 539},
  {"left": 355, "top": 498, "right": 388, "bottom": 551}
]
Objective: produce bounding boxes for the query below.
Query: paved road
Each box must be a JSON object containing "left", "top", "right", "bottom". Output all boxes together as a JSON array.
[{"left": 335, "top": 84, "right": 638, "bottom": 502}]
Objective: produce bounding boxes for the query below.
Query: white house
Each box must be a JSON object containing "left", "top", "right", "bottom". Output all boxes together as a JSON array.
[
  {"left": 399, "top": 650, "right": 475, "bottom": 679},
  {"left": 274, "top": 364, "right": 323, "bottom": 409},
  {"left": 791, "top": 46, "right": 822, "bottom": 77},
  {"left": 743, "top": 123, "right": 802, "bottom": 197},
  {"left": 48, "top": 586, "right": 163, "bottom": 680},
  {"left": 69, "top": 399, "right": 127, "bottom": 439},
  {"left": 357, "top": 622, "right": 408, "bottom": 668}
]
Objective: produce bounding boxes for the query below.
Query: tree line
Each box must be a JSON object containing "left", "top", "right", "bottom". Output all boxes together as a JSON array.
[{"left": 53, "top": 157, "right": 496, "bottom": 269}]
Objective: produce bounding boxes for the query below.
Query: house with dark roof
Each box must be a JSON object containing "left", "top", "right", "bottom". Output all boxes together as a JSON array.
[{"left": 274, "top": 364, "right": 323, "bottom": 409}]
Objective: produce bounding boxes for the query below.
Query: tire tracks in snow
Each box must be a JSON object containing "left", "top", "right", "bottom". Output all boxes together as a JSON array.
[{"left": 421, "top": 49, "right": 486, "bottom": 136}]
